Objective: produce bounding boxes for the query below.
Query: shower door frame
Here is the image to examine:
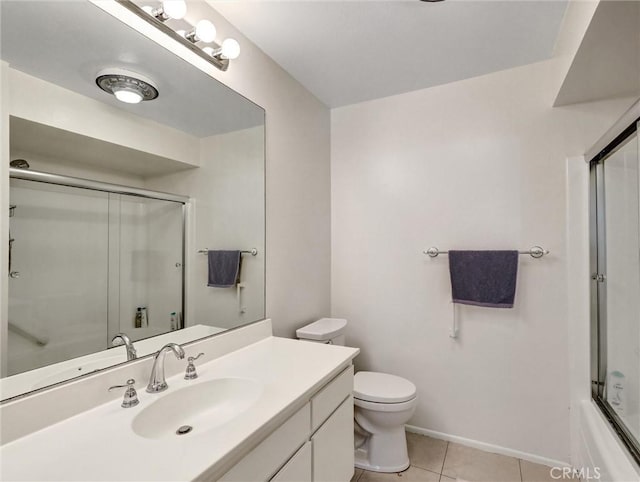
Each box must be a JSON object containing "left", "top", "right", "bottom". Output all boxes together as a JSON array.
[
  {"left": 589, "top": 117, "right": 640, "bottom": 466},
  {"left": 8, "top": 167, "right": 189, "bottom": 352}
]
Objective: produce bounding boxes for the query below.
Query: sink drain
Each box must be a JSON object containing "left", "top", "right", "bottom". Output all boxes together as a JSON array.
[{"left": 176, "top": 425, "right": 193, "bottom": 435}]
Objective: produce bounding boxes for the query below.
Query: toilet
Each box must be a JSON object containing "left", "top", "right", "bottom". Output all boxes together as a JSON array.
[{"left": 296, "top": 318, "right": 417, "bottom": 473}]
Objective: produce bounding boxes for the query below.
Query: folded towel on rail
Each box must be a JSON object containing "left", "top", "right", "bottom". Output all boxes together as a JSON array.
[
  {"left": 448, "top": 250, "right": 518, "bottom": 308},
  {"left": 207, "top": 250, "right": 242, "bottom": 288}
]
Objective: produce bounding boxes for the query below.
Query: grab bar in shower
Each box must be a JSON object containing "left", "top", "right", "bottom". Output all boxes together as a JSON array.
[{"left": 8, "top": 322, "right": 49, "bottom": 347}]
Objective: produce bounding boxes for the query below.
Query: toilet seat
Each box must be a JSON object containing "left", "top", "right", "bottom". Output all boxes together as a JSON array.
[
  {"left": 354, "top": 397, "right": 416, "bottom": 412},
  {"left": 354, "top": 371, "right": 417, "bottom": 404}
]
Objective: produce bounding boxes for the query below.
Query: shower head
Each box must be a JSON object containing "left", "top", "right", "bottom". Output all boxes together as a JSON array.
[{"left": 10, "top": 159, "right": 29, "bottom": 169}]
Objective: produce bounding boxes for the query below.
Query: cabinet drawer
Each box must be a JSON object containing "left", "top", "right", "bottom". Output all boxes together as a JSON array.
[
  {"left": 270, "top": 441, "right": 312, "bottom": 482},
  {"left": 220, "top": 403, "right": 311, "bottom": 481},
  {"left": 311, "top": 365, "right": 354, "bottom": 431}
]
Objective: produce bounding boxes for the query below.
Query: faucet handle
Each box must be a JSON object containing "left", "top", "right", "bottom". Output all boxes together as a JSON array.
[
  {"left": 184, "top": 353, "right": 205, "bottom": 380},
  {"left": 108, "top": 379, "right": 139, "bottom": 408}
]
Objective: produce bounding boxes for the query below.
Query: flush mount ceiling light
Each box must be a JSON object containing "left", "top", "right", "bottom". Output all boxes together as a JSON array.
[
  {"left": 117, "top": 0, "right": 240, "bottom": 72},
  {"left": 96, "top": 69, "right": 159, "bottom": 104}
]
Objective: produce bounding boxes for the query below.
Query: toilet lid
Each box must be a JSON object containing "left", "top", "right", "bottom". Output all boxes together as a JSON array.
[
  {"left": 296, "top": 318, "right": 347, "bottom": 341},
  {"left": 354, "top": 371, "right": 417, "bottom": 403}
]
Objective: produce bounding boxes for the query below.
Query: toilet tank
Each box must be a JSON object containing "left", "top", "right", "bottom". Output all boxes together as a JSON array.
[{"left": 296, "top": 318, "right": 347, "bottom": 345}]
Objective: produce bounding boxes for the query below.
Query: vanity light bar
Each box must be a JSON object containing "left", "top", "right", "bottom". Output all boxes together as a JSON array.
[{"left": 115, "top": 0, "right": 231, "bottom": 72}]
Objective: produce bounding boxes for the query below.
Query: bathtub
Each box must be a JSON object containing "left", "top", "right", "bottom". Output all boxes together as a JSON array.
[{"left": 574, "top": 400, "right": 639, "bottom": 482}]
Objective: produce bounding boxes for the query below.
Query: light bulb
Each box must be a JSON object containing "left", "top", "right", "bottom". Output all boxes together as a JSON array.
[
  {"left": 175, "top": 29, "right": 186, "bottom": 38},
  {"left": 195, "top": 19, "right": 216, "bottom": 43},
  {"left": 162, "top": 0, "right": 186, "bottom": 19},
  {"left": 202, "top": 47, "right": 215, "bottom": 56},
  {"left": 221, "top": 38, "right": 241, "bottom": 59},
  {"left": 114, "top": 89, "right": 143, "bottom": 104},
  {"left": 141, "top": 5, "right": 154, "bottom": 14}
]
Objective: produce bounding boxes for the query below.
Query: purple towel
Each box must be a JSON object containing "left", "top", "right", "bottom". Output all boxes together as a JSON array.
[
  {"left": 448, "top": 250, "right": 518, "bottom": 308},
  {"left": 207, "top": 250, "right": 242, "bottom": 288}
]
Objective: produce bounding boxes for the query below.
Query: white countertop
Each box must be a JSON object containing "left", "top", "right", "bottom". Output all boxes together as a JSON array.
[{"left": 0, "top": 337, "right": 359, "bottom": 481}]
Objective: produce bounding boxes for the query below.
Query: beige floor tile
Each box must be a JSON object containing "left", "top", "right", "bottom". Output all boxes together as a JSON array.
[
  {"left": 407, "top": 432, "right": 449, "bottom": 473},
  {"left": 359, "top": 465, "right": 440, "bottom": 482},
  {"left": 439, "top": 476, "right": 456, "bottom": 481},
  {"left": 441, "top": 443, "right": 521, "bottom": 482},
  {"left": 352, "top": 468, "right": 364, "bottom": 482},
  {"left": 520, "top": 461, "right": 579, "bottom": 482}
]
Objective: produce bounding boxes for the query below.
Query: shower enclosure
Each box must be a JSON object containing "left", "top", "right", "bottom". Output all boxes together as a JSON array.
[
  {"left": 590, "top": 119, "right": 640, "bottom": 464},
  {"left": 7, "top": 170, "right": 185, "bottom": 377}
]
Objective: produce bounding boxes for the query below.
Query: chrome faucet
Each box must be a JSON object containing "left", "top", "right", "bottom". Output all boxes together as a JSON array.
[
  {"left": 111, "top": 333, "right": 137, "bottom": 361},
  {"left": 146, "top": 343, "right": 185, "bottom": 393}
]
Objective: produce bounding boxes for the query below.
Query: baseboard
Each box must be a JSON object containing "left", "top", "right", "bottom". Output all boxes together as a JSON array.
[{"left": 405, "top": 424, "right": 571, "bottom": 469}]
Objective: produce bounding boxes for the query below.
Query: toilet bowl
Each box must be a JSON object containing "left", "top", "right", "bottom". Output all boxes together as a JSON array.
[
  {"left": 353, "top": 371, "right": 417, "bottom": 472},
  {"left": 296, "top": 319, "right": 417, "bottom": 473}
]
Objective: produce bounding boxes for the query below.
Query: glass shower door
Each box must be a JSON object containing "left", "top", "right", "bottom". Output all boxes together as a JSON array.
[
  {"left": 591, "top": 123, "right": 640, "bottom": 463},
  {"left": 603, "top": 131, "right": 640, "bottom": 442},
  {"left": 109, "top": 194, "right": 184, "bottom": 343},
  {"left": 7, "top": 180, "right": 109, "bottom": 376}
]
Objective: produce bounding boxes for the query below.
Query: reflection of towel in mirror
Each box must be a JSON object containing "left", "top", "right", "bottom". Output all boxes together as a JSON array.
[
  {"left": 448, "top": 250, "right": 518, "bottom": 308},
  {"left": 207, "top": 250, "right": 242, "bottom": 288}
]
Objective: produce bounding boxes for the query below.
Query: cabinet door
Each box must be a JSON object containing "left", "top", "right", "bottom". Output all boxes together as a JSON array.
[
  {"left": 271, "top": 442, "right": 312, "bottom": 482},
  {"left": 312, "top": 396, "right": 354, "bottom": 482},
  {"left": 220, "top": 404, "right": 311, "bottom": 481}
]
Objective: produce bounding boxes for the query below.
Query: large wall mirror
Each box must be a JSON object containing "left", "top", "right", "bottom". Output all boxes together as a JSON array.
[{"left": 0, "top": 1, "right": 265, "bottom": 401}]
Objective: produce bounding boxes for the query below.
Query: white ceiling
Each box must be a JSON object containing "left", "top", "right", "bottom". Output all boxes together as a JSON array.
[{"left": 212, "top": 0, "right": 568, "bottom": 108}]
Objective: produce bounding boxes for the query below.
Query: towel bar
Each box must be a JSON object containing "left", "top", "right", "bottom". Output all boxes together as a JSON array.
[
  {"left": 423, "top": 246, "right": 549, "bottom": 259},
  {"left": 198, "top": 248, "right": 258, "bottom": 256}
]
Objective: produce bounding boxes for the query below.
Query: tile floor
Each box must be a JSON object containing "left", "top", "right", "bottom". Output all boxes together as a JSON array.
[{"left": 350, "top": 432, "right": 578, "bottom": 482}]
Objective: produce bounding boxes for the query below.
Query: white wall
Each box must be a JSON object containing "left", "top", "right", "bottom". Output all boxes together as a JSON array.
[
  {"left": 331, "top": 56, "right": 634, "bottom": 463},
  {"left": 566, "top": 154, "right": 592, "bottom": 467}
]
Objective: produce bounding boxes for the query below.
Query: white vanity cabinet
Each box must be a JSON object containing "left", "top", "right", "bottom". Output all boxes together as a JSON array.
[{"left": 219, "top": 365, "right": 354, "bottom": 482}]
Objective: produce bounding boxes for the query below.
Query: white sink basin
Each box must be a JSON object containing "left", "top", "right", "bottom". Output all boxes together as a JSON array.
[{"left": 132, "top": 378, "right": 263, "bottom": 440}]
